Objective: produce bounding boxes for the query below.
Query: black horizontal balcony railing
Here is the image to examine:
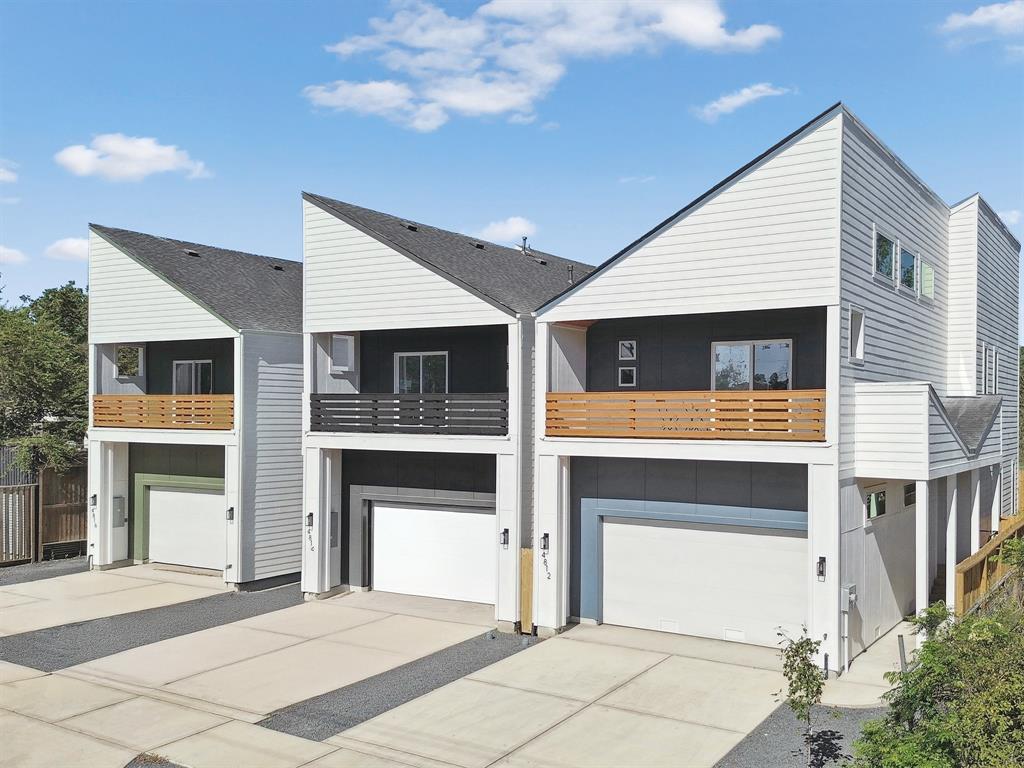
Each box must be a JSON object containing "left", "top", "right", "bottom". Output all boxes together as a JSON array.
[{"left": 310, "top": 393, "right": 509, "bottom": 436}]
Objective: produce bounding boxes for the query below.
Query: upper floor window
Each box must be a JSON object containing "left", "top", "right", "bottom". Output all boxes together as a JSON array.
[
  {"left": 330, "top": 334, "right": 355, "bottom": 373},
  {"left": 920, "top": 261, "right": 935, "bottom": 300},
  {"left": 712, "top": 340, "right": 792, "bottom": 391},
  {"left": 173, "top": 360, "right": 213, "bottom": 395},
  {"left": 874, "top": 229, "right": 895, "bottom": 281},
  {"left": 982, "top": 344, "right": 999, "bottom": 395},
  {"left": 115, "top": 345, "right": 143, "bottom": 379},
  {"left": 899, "top": 247, "right": 916, "bottom": 291},
  {"left": 849, "top": 307, "right": 865, "bottom": 363},
  {"left": 395, "top": 351, "right": 447, "bottom": 394}
]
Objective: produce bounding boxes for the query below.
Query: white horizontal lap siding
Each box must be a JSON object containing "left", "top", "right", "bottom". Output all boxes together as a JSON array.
[
  {"left": 542, "top": 114, "right": 842, "bottom": 322},
  {"left": 946, "top": 201, "right": 979, "bottom": 395},
  {"left": 854, "top": 383, "right": 928, "bottom": 479},
  {"left": 88, "top": 231, "right": 234, "bottom": 343},
  {"left": 838, "top": 116, "right": 950, "bottom": 475},
  {"left": 975, "top": 203, "right": 1020, "bottom": 516},
  {"left": 303, "top": 201, "right": 509, "bottom": 332},
  {"left": 240, "top": 331, "right": 304, "bottom": 581}
]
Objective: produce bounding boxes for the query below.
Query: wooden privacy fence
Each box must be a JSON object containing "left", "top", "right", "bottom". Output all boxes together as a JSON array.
[
  {"left": 311, "top": 393, "right": 509, "bottom": 435},
  {"left": 93, "top": 394, "right": 234, "bottom": 430},
  {"left": 546, "top": 389, "right": 827, "bottom": 441},
  {"left": 1, "top": 485, "right": 36, "bottom": 565},
  {"left": 38, "top": 465, "right": 88, "bottom": 559},
  {"left": 955, "top": 514, "right": 1024, "bottom": 616}
]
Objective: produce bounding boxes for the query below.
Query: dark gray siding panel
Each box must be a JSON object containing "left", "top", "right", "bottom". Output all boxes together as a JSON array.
[
  {"left": 359, "top": 325, "right": 508, "bottom": 394},
  {"left": 586, "top": 307, "right": 826, "bottom": 391},
  {"left": 145, "top": 338, "right": 234, "bottom": 394}
]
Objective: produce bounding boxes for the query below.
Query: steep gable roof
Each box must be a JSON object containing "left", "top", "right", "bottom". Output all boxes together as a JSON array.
[
  {"left": 303, "top": 192, "right": 593, "bottom": 314},
  {"left": 89, "top": 225, "right": 302, "bottom": 333}
]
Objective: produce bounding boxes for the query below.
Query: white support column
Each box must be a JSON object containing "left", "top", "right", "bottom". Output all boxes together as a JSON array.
[
  {"left": 945, "top": 473, "right": 959, "bottom": 608},
  {"left": 991, "top": 464, "right": 1002, "bottom": 535},
  {"left": 807, "top": 462, "right": 840, "bottom": 669},
  {"left": 969, "top": 469, "right": 981, "bottom": 554},
  {"left": 223, "top": 443, "right": 242, "bottom": 584},
  {"left": 824, "top": 304, "right": 841, "bottom": 444},
  {"left": 915, "top": 479, "right": 930, "bottom": 647},
  {"left": 300, "top": 446, "right": 329, "bottom": 595},
  {"left": 533, "top": 452, "right": 568, "bottom": 635},
  {"left": 495, "top": 452, "right": 520, "bottom": 629},
  {"left": 86, "top": 438, "right": 103, "bottom": 567}
]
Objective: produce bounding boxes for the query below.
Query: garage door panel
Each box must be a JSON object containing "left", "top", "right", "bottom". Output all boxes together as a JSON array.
[
  {"left": 372, "top": 503, "right": 495, "bottom": 605},
  {"left": 602, "top": 519, "right": 806, "bottom": 647},
  {"left": 148, "top": 486, "right": 225, "bottom": 571}
]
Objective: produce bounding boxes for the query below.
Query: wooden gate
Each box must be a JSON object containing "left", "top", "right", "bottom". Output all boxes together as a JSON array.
[
  {"left": 1, "top": 485, "right": 36, "bottom": 565},
  {"left": 38, "top": 465, "right": 88, "bottom": 559}
]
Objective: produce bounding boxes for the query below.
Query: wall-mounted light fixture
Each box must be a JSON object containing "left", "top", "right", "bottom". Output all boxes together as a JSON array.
[
  {"left": 226, "top": 506, "right": 235, "bottom": 521},
  {"left": 499, "top": 528, "right": 509, "bottom": 549},
  {"left": 305, "top": 512, "right": 314, "bottom": 528},
  {"left": 817, "top": 556, "right": 827, "bottom": 582},
  {"left": 541, "top": 533, "right": 550, "bottom": 552},
  {"left": 89, "top": 494, "right": 97, "bottom": 506}
]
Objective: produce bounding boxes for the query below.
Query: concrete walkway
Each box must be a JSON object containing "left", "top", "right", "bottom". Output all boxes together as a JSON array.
[
  {"left": 822, "top": 621, "right": 913, "bottom": 707},
  {"left": 0, "top": 565, "right": 231, "bottom": 637}
]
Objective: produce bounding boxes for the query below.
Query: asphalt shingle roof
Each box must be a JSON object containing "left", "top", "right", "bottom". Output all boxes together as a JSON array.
[
  {"left": 90, "top": 225, "right": 302, "bottom": 334},
  {"left": 940, "top": 395, "right": 1002, "bottom": 454},
  {"left": 304, "top": 192, "right": 594, "bottom": 314}
]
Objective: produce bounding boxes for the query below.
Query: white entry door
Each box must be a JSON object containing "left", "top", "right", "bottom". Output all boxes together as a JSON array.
[
  {"left": 371, "top": 502, "right": 495, "bottom": 604},
  {"left": 602, "top": 519, "right": 807, "bottom": 647},
  {"left": 148, "top": 486, "right": 225, "bottom": 571}
]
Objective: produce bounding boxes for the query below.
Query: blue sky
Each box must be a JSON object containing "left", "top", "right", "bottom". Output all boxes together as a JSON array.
[{"left": 1, "top": 0, "right": 1022, "bottom": 326}]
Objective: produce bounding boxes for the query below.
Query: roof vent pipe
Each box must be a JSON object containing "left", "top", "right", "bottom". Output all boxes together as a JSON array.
[
  {"left": 567, "top": 264, "right": 575, "bottom": 284},
  {"left": 521, "top": 236, "right": 529, "bottom": 255}
]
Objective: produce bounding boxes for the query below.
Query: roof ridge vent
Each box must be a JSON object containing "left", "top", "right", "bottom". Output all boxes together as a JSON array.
[
  {"left": 271, "top": 264, "right": 284, "bottom": 271},
  {"left": 533, "top": 256, "right": 547, "bottom": 266},
  {"left": 402, "top": 221, "right": 418, "bottom": 232},
  {"left": 473, "top": 242, "right": 485, "bottom": 250},
  {"left": 184, "top": 249, "right": 200, "bottom": 257}
]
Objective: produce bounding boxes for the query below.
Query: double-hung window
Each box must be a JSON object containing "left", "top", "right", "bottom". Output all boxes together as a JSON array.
[
  {"left": 981, "top": 344, "right": 999, "bottom": 395},
  {"left": 899, "top": 246, "right": 917, "bottom": 292},
  {"left": 712, "top": 340, "right": 792, "bottom": 391},
  {"left": 173, "top": 360, "right": 213, "bottom": 395},
  {"left": 394, "top": 352, "right": 448, "bottom": 394},
  {"left": 874, "top": 228, "right": 895, "bottom": 282}
]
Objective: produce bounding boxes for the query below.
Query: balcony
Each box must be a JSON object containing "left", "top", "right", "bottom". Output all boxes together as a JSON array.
[
  {"left": 545, "top": 389, "right": 826, "bottom": 441},
  {"left": 92, "top": 395, "right": 235, "bottom": 430},
  {"left": 310, "top": 393, "right": 509, "bottom": 436}
]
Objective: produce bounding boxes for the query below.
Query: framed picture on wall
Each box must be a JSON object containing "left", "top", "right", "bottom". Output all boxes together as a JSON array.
[
  {"left": 618, "top": 340, "right": 637, "bottom": 361},
  {"left": 618, "top": 367, "right": 637, "bottom": 387}
]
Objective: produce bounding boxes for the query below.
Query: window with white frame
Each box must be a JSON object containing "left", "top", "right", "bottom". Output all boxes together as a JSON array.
[
  {"left": 899, "top": 246, "right": 917, "bottom": 292},
  {"left": 115, "top": 345, "right": 143, "bottom": 379},
  {"left": 330, "top": 334, "right": 355, "bottom": 373},
  {"left": 618, "top": 366, "right": 636, "bottom": 387},
  {"left": 173, "top": 360, "right": 213, "bottom": 394},
  {"left": 866, "top": 486, "right": 887, "bottom": 520},
  {"left": 712, "top": 340, "right": 792, "bottom": 391},
  {"left": 920, "top": 261, "right": 935, "bottom": 300},
  {"left": 903, "top": 483, "right": 916, "bottom": 508},
  {"left": 849, "top": 307, "right": 865, "bottom": 363},
  {"left": 394, "top": 352, "right": 447, "bottom": 394},
  {"left": 874, "top": 228, "right": 895, "bottom": 281},
  {"left": 982, "top": 345, "right": 999, "bottom": 395}
]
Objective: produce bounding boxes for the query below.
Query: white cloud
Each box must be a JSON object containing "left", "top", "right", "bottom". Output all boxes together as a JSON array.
[
  {"left": 45, "top": 237, "right": 89, "bottom": 262},
  {"left": 54, "top": 134, "right": 210, "bottom": 181},
  {"left": 477, "top": 215, "right": 537, "bottom": 244},
  {"left": 693, "top": 82, "right": 791, "bottom": 123},
  {"left": 0, "top": 159, "right": 16, "bottom": 184},
  {"left": 998, "top": 209, "right": 1022, "bottom": 225},
  {"left": 0, "top": 246, "right": 27, "bottom": 265},
  {"left": 619, "top": 175, "right": 656, "bottom": 184},
  {"left": 0, "top": 197, "right": 19, "bottom": 205},
  {"left": 306, "top": 0, "right": 781, "bottom": 131},
  {"left": 941, "top": 1, "right": 1024, "bottom": 36}
]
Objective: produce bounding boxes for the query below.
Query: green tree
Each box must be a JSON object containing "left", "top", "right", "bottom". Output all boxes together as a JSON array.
[{"left": 0, "top": 282, "right": 89, "bottom": 473}]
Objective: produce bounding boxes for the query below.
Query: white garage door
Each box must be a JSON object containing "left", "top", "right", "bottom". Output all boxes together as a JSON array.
[
  {"left": 148, "top": 486, "right": 225, "bottom": 571},
  {"left": 602, "top": 518, "right": 806, "bottom": 647},
  {"left": 372, "top": 503, "right": 495, "bottom": 604}
]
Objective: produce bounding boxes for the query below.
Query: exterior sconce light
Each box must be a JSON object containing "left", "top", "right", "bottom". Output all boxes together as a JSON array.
[
  {"left": 817, "top": 556, "right": 827, "bottom": 582},
  {"left": 541, "top": 533, "right": 550, "bottom": 552},
  {"left": 500, "top": 528, "right": 509, "bottom": 549},
  {"left": 305, "top": 512, "right": 314, "bottom": 528}
]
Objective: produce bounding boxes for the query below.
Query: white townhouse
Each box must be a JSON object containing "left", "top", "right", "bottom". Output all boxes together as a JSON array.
[
  {"left": 299, "top": 193, "right": 591, "bottom": 632},
  {"left": 86, "top": 226, "right": 305, "bottom": 588},
  {"left": 531, "top": 103, "right": 1019, "bottom": 670}
]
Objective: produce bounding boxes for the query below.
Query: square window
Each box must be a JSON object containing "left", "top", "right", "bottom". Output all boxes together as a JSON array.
[
  {"left": 920, "top": 262, "right": 935, "bottom": 300},
  {"left": 394, "top": 352, "right": 447, "bottom": 394},
  {"left": 874, "top": 230, "right": 895, "bottom": 280},
  {"left": 900, "top": 247, "right": 916, "bottom": 291},
  {"left": 867, "top": 488, "right": 887, "bottom": 520},
  {"left": 903, "top": 483, "right": 916, "bottom": 507},
  {"left": 115, "top": 346, "right": 142, "bottom": 378},
  {"left": 330, "top": 334, "right": 354, "bottom": 373},
  {"left": 618, "top": 366, "right": 636, "bottom": 387},
  {"left": 618, "top": 340, "right": 637, "bottom": 361},
  {"left": 849, "top": 308, "right": 865, "bottom": 362},
  {"left": 712, "top": 340, "right": 792, "bottom": 391}
]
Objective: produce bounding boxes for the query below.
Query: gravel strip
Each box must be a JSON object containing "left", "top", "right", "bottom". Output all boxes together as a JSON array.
[
  {"left": 0, "top": 557, "right": 88, "bottom": 586},
  {"left": 259, "top": 630, "right": 540, "bottom": 741},
  {"left": 715, "top": 703, "right": 886, "bottom": 768},
  {"left": 0, "top": 583, "right": 302, "bottom": 671}
]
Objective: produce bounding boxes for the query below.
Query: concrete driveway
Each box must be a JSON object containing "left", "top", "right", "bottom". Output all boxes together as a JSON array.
[
  {"left": 327, "top": 623, "right": 788, "bottom": 768},
  {"left": 0, "top": 565, "right": 231, "bottom": 636}
]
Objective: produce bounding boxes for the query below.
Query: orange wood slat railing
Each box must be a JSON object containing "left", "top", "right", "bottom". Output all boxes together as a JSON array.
[
  {"left": 545, "top": 389, "right": 826, "bottom": 441},
  {"left": 955, "top": 514, "right": 1024, "bottom": 616},
  {"left": 92, "top": 394, "right": 234, "bottom": 430}
]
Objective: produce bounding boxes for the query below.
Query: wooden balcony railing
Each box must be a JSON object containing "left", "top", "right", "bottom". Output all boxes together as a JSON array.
[
  {"left": 311, "top": 393, "right": 508, "bottom": 436},
  {"left": 92, "top": 395, "right": 234, "bottom": 430},
  {"left": 955, "top": 514, "right": 1024, "bottom": 616},
  {"left": 546, "top": 389, "right": 826, "bottom": 441}
]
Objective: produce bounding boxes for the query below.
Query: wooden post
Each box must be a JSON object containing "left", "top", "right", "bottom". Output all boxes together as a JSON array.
[{"left": 520, "top": 548, "right": 533, "bottom": 635}]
